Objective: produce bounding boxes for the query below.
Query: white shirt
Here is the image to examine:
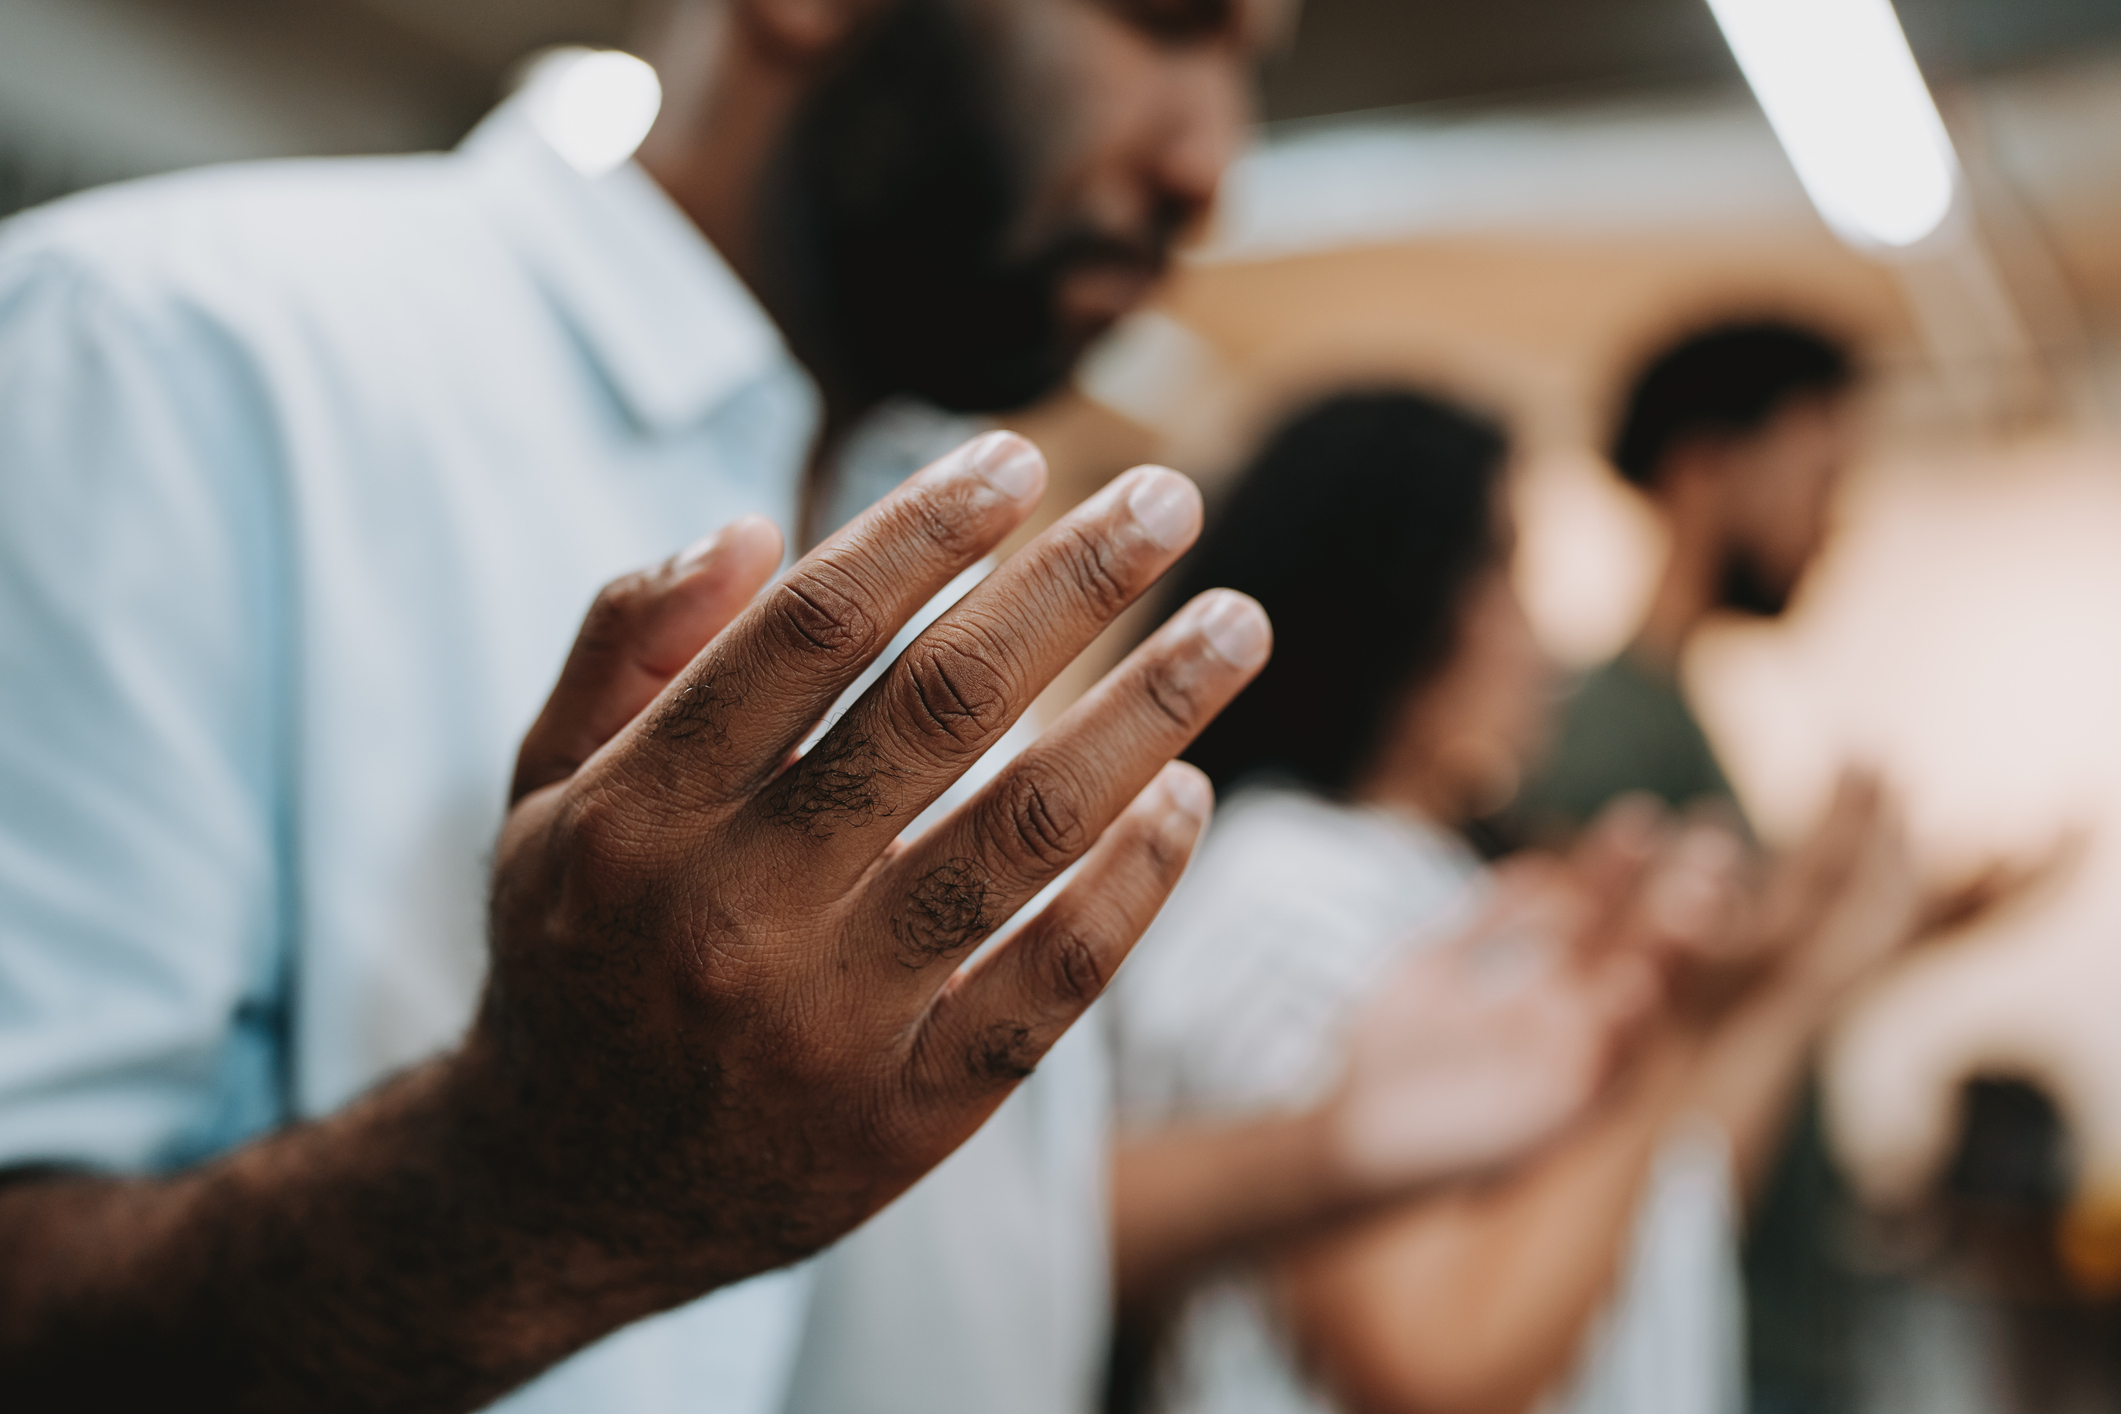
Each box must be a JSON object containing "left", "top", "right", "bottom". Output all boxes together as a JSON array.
[
  {"left": 773, "top": 563, "right": 1113, "bottom": 1414},
  {"left": 0, "top": 99, "right": 823, "bottom": 1410},
  {"left": 778, "top": 1018, "right": 1113, "bottom": 1414},
  {"left": 0, "top": 85, "right": 1125, "bottom": 1412},
  {"left": 1111, "top": 784, "right": 1743, "bottom": 1414}
]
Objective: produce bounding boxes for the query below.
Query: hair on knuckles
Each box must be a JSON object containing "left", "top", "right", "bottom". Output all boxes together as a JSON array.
[
  {"left": 894, "top": 858, "right": 1000, "bottom": 967},
  {"left": 649, "top": 665, "right": 746, "bottom": 747},
  {"left": 970, "top": 1021, "right": 1041, "bottom": 1083},
  {"left": 761, "top": 732, "right": 895, "bottom": 837}
]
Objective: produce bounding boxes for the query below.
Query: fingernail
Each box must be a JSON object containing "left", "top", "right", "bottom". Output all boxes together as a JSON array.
[
  {"left": 1162, "top": 764, "right": 1214, "bottom": 824},
  {"left": 965, "top": 431, "right": 1045, "bottom": 504},
  {"left": 1192, "top": 590, "right": 1271, "bottom": 670},
  {"left": 1126, "top": 468, "right": 1199, "bottom": 551}
]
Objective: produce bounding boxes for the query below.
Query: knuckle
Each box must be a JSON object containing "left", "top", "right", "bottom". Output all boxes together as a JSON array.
[
  {"left": 767, "top": 558, "right": 881, "bottom": 667},
  {"left": 1042, "top": 926, "right": 1108, "bottom": 1006},
  {"left": 578, "top": 577, "right": 649, "bottom": 654},
  {"left": 648, "top": 660, "right": 744, "bottom": 751},
  {"left": 997, "top": 767, "right": 1090, "bottom": 871},
  {"left": 900, "top": 629, "right": 1012, "bottom": 749},
  {"left": 762, "top": 730, "right": 888, "bottom": 836},
  {"left": 904, "top": 480, "right": 1001, "bottom": 562},
  {"left": 552, "top": 780, "right": 636, "bottom": 862},
  {"left": 540, "top": 784, "right": 672, "bottom": 933},
  {"left": 1138, "top": 655, "right": 1207, "bottom": 734},
  {"left": 1052, "top": 522, "right": 1135, "bottom": 619},
  {"left": 893, "top": 857, "right": 999, "bottom": 966},
  {"left": 1138, "top": 816, "right": 1192, "bottom": 881},
  {"left": 967, "top": 1020, "right": 1042, "bottom": 1084}
]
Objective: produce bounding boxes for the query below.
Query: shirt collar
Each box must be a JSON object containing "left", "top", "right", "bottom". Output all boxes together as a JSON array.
[{"left": 458, "top": 97, "right": 804, "bottom": 435}]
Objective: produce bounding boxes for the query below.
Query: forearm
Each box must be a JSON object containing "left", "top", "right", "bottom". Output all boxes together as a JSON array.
[
  {"left": 0, "top": 1046, "right": 677, "bottom": 1413},
  {"left": 1113, "top": 1109, "right": 1347, "bottom": 1313},
  {"left": 1282, "top": 1033, "right": 1702, "bottom": 1414},
  {"left": 1679, "top": 966, "right": 1841, "bottom": 1204}
]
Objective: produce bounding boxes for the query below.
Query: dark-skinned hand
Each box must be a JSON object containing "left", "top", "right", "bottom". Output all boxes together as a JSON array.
[{"left": 471, "top": 430, "right": 1270, "bottom": 1304}]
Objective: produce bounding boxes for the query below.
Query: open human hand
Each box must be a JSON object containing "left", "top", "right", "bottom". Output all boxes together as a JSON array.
[
  {"left": 1319, "top": 796, "right": 1753, "bottom": 1198},
  {"left": 469, "top": 431, "right": 1270, "bottom": 1311},
  {"left": 1602, "top": 773, "right": 1925, "bottom": 1021},
  {"left": 1750, "top": 770, "right": 1921, "bottom": 1006}
]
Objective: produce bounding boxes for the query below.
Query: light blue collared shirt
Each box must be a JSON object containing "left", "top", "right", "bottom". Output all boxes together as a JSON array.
[{"left": 0, "top": 99, "right": 821, "bottom": 1410}]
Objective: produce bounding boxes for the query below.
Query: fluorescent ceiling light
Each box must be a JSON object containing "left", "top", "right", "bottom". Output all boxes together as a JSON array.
[
  {"left": 524, "top": 48, "right": 663, "bottom": 179},
  {"left": 1705, "top": 0, "right": 1958, "bottom": 249}
]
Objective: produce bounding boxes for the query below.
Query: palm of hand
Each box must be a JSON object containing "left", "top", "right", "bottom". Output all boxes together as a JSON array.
[{"left": 1325, "top": 868, "right": 1651, "bottom": 1197}]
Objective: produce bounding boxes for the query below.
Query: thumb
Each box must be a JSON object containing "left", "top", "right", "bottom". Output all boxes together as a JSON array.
[{"left": 511, "top": 516, "right": 784, "bottom": 803}]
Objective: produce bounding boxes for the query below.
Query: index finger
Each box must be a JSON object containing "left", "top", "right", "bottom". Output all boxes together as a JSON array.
[{"left": 606, "top": 431, "right": 1048, "bottom": 810}]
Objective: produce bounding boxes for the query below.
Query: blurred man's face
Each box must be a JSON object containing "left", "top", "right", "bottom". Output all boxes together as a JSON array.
[
  {"left": 1711, "top": 393, "right": 1855, "bottom": 617},
  {"left": 761, "top": 0, "right": 1271, "bottom": 412}
]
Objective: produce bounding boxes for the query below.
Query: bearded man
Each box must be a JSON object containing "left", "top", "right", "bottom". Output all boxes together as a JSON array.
[{"left": 0, "top": 0, "right": 1278, "bottom": 1406}]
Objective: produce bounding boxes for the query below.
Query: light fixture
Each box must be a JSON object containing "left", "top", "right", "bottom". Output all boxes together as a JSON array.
[
  {"left": 522, "top": 48, "right": 664, "bottom": 179},
  {"left": 1704, "top": 0, "right": 1958, "bottom": 250}
]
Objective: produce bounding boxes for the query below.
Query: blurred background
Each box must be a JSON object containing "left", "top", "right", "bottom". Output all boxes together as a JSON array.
[{"left": 9, "top": 0, "right": 2121, "bottom": 1407}]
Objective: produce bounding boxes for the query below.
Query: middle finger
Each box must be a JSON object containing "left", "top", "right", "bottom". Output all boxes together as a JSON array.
[
  {"left": 856, "top": 587, "right": 1270, "bottom": 984},
  {"left": 742, "top": 464, "right": 1205, "bottom": 879}
]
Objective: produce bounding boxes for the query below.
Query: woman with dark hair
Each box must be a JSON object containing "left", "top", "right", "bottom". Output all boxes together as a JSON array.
[
  {"left": 1175, "top": 390, "right": 1530, "bottom": 812},
  {"left": 1104, "top": 388, "right": 1917, "bottom": 1414}
]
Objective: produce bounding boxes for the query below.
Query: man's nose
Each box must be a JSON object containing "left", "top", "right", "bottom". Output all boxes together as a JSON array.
[{"left": 1148, "top": 50, "right": 1251, "bottom": 224}]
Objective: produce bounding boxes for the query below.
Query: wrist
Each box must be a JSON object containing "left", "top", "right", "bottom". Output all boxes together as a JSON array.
[
  {"left": 1315, "top": 1088, "right": 1455, "bottom": 1212},
  {"left": 428, "top": 1027, "right": 716, "bottom": 1315}
]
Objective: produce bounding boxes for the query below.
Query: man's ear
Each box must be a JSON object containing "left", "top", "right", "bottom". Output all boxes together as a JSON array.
[{"left": 735, "top": 0, "right": 883, "bottom": 60}]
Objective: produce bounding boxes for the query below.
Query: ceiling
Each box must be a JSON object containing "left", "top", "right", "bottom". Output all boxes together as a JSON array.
[
  {"left": 5, "top": 0, "right": 2121, "bottom": 219},
  {"left": 308, "top": 0, "right": 2121, "bottom": 119},
  {"left": 304, "top": 0, "right": 2121, "bottom": 124},
  {"left": 1261, "top": 0, "right": 2121, "bottom": 121}
]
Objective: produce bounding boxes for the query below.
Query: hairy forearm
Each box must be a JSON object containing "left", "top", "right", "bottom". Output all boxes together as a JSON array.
[
  {"left": 0, "top": 1045, "right": 684, "bottom": 1413},
  {"left": 1280, "top": 1035, "right": 1700, "bottom": 1414},
  {"left": 1113, "top": 1110, "right": 1354, "bottom": 1314}
]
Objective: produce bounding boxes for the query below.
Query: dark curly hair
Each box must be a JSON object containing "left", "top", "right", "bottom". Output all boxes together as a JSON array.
[
  {"left": 1169, "top": 388, "right": 1509, "bottom": 801},
  {"left": 1611, "top": 320, "right": 1854, "bottom": 489}
]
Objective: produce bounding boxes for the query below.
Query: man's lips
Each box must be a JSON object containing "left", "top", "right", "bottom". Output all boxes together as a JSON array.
[{"left": 1056, "top": 259, "right": 1164, "bottom": 335}]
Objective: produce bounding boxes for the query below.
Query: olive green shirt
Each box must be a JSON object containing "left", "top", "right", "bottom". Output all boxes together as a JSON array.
[
  {"left": 1514, "top": 654, "right": 1742, "bottom": 841},
  {"left": 1514, "top": 652, "right": 1855, "bottom": 1414}
]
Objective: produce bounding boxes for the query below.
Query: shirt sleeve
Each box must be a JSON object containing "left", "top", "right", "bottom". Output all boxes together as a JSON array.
[
  {"left": 1113, "top": 847, "right": 1368, "bottom": 1125},
  {"left": 0, "top": 237, "right": 288, "bottom": 1174}
]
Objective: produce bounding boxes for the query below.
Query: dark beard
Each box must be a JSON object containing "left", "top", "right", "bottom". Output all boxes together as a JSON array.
[
  {"left": 1717, "top": 542, "right": 1793, "bottom": 618},
  {"left": 757, "top": 0, "right": 1171, "bottom": 413}
]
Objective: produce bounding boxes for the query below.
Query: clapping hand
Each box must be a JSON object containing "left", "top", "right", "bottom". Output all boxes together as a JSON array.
[{"left": 1322, "top": 798, "right": 1747, "bottom": 1197}]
